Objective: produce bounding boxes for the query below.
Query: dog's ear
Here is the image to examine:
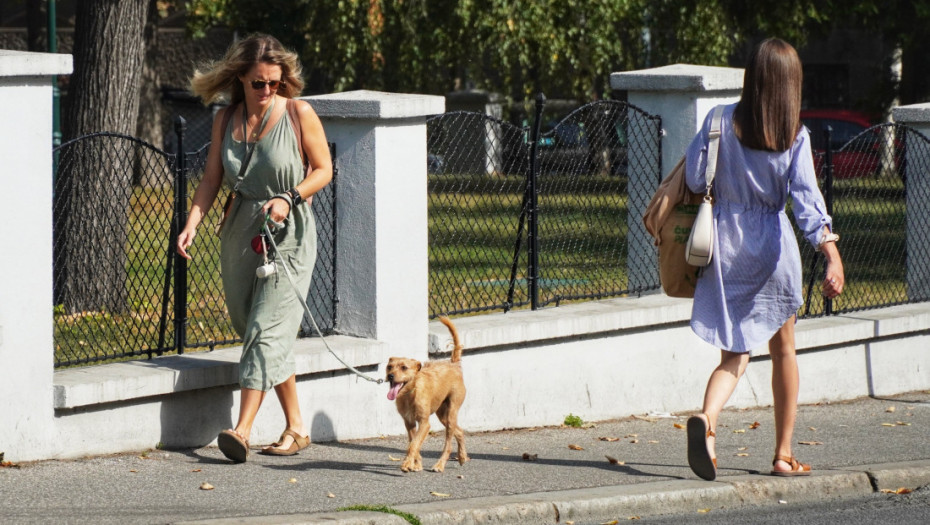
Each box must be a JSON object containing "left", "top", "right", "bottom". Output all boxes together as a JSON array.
[{"left": 416, "top": 362, "right": 422, "bottom": 371}]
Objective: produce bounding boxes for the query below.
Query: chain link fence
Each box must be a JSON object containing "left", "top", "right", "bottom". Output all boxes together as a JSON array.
[
  {"left": 427, "top": 97, "right": 662, "bottom": 317},
  {"left": 800, "top": 123, "right": 930, "bottom": 317},
  {"left": 52, "top": 117, "right": 337, "bottom": 368}
]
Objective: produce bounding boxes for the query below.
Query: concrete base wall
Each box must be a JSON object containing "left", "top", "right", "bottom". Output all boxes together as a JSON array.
[{"left": 29, "top": 298, "right": 929, "bottom": 462}]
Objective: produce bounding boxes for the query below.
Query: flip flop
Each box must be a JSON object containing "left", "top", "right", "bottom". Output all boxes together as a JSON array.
[
  {"left": 261, "top": 429, "right": 310, "bottom": 456},
  {"left": 686, "top": 414, "right": 717, "bottom": 481},
  {"left": 771, "top": 455, "right": 811, "bottom": 476},
  {"left": 217, "top": 429, "right": 249, "bottom": 463}
]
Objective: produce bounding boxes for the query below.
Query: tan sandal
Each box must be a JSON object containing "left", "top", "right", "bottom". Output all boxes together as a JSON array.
[
  {"left": 261, "top": 429, "right": 310, "bottom": 456},
  {"left": 217, "top": 429, "right": 250, "bottom": 463},
  {"left": 687, "top": 414, "right": 717, "bottom": 481},
  {"left": 771, "top": 455, "right": 811, "bottom": 476}
]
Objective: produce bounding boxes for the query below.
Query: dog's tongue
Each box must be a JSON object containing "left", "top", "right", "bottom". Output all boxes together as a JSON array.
[{"left": 387, "top": 382, "right": 403, "bottom": 401}]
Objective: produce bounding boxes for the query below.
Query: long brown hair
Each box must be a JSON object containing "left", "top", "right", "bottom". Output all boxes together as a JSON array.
[
  {"left": 190, "top": 34, "right": 304, "bottom": 105},
  {"left": 733, "top": 38, "right": 802, "bottom": 152}
]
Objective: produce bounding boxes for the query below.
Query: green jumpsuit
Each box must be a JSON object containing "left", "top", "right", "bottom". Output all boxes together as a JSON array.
[{"left": 219, "top": 104, "right": 316, "bottom": 392}]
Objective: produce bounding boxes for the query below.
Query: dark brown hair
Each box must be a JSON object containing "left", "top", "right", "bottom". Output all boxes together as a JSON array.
[
  {"left": 733, "top": 38, "right": 802, "bottom": 152},
  {"left": 190, "top": 34, "right": 304, "bottom": 105}
]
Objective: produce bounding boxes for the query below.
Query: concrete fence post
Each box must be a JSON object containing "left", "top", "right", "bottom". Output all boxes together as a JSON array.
[
  {"left": 303, "top": 90, "right": 445, "bottom": 352},
  {"left": 891, "top": 103, "right": 930, "bottom": 301},
  {"left": 0, "top": 50, "right": 72, "bottom": 459},
  {"left": 611, "top": 65, "right": 743, "bottom": 292}
]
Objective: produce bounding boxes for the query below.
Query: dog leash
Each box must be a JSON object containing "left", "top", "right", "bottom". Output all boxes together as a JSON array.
[{"left": 260, "top": 215, "right": 384, "bottom": 385}]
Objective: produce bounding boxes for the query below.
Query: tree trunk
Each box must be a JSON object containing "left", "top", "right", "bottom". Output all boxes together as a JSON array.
[
  {"left": 57, "top": 0, "right": 148, "bottom": 314},
  {"left": 135, "top": 0, "right": 170, "bottom": 188}
]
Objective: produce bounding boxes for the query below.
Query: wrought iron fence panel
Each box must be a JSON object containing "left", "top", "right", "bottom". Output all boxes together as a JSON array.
[
  {"left": 535, "top": 101, "right": 661, "bottom": 307},
  {"left": 427, "top": 111, "right": 532, "bottom": 316},
  {"left": 53, "top": 133, "right": 177, "bottom": 366},
  {"left": 53, "top": 124, "right": 338, "bottom": 368},
  {"left": 427, "top": 100, "right": 661, "bottom": 317},
  {"left": 800, "top": 123, "right": 926, "bottom": 317}
]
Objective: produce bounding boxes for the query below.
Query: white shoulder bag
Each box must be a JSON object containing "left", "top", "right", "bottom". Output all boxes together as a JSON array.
[{"left": 685, "top": 105, "right": 724, "bottom": 267}]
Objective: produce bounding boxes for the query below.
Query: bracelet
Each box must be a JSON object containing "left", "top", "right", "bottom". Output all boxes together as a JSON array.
[
  {"left": 286, "top": 187, "right": 303, "bottom": 207},
  {"left": 818, "top": 231, "right": 840, "bottom": 251},
  {"left": 271, "top": 193, "right": 293, "bottom": 210}
]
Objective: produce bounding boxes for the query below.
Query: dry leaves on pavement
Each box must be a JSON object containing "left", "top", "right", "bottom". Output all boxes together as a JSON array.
[
  {"left": 522, "top": 453, "right": 538, "bottom": 461},
  {"left": 430, "top": 491, "right": 451, "bottom": 498},
  {"left": 880, "top": 487, "right": 912, "bottom": 494},
  {"left": 568, "top": 444, "right": 584, "bottom": 451},
  {"left": 200, "top": 482, "right": 214, "bottom": 490},
  {"left": 606, "top": 455, "right": 625, "bottom": 465}
]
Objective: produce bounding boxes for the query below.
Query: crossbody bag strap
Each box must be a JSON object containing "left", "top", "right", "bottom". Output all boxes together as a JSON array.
[{"left": 703, "top": 105, "right": 725, "bottom": 197}]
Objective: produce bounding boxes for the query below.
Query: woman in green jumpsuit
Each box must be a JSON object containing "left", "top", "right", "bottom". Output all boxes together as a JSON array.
[{"left": 178, "top": 34, "right": 333, "bottom": 462}]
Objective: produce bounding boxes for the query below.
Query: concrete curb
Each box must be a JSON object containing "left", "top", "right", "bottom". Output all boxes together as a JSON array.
[{"left": 174, "top": 461, "right": 930, "bottom": 525}]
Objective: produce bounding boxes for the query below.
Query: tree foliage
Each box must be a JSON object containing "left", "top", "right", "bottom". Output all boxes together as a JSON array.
[{"left": 175, "top": 0, "right": 927, "bottom": 105}]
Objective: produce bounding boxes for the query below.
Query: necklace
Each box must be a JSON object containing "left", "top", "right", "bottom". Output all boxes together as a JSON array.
[{"left": 243, "top": 97, "right": 276, "bottom": 143}]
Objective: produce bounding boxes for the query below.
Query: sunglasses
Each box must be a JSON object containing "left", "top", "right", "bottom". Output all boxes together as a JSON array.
[{"left": 249, "top": 79, "right": 284, "bottom": 90}]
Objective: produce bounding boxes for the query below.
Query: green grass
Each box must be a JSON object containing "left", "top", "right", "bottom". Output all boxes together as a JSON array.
[{"left": 55, "top": 171, "right": 915, "bottom": 366}]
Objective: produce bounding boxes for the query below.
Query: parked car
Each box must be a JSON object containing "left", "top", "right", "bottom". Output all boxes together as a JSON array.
[{"left": 800, "top": 109, "right": 900, "bottom": 179}]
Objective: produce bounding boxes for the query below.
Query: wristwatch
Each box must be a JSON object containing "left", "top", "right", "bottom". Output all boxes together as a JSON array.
[{"left": 286, "top": 187, "right": 303, "bottom": 207}]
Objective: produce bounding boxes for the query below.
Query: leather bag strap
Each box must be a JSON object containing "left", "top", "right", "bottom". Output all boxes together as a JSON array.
[{"left": 704, "top": 105, "right": 725, "bottom": 196}]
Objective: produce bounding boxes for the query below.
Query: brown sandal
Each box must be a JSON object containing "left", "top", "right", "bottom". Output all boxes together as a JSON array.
[
  {"left": 260, "top": 429, "right": 310, "bottom": 456},
  {"left": 687, "top": 414, "right": 717, "bottom": 481},
  {"left": 771, "top": 455, "right": 811, "bottom": 476},
  {"left": 217, "top": 429, "right": 250, "bottom": 463}
]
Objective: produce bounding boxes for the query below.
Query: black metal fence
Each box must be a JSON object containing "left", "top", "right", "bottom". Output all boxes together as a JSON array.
[
  {"left": 800, "top": 123, "right": 930, "bottom": 317},
  {"left": 52, "top": 117, "right": 337, "bottom": 368},
  {"left": 427, "top": 95, "right": 662, "bottom": 317},
  {"left": 428, "top": 101, "right": 930, "bottom": 320}
]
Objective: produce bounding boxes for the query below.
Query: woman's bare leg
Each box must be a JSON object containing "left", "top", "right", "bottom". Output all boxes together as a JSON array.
[
  {"left": 769, "top": 316, "right": 800, "bottom": 472},
  {"left": 701, "top": 349, "right": 750, "bottom": 459},
  {"left": 263, "top": 374, "right": 309, "bottom": 451}
]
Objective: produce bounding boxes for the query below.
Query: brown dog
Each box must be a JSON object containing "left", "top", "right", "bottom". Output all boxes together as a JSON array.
[{"left": 385, "top": 316, "right": 468, "bottom": 472}]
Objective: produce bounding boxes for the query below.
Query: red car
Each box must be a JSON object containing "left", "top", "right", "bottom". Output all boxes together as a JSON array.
[{"left": 800, "top": 109, "right": 900, "bottom": 179}]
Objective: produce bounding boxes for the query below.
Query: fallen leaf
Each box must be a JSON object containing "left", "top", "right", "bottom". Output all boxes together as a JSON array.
[
  {"left": 288, "top": 478, "right": 298, "bottom": 484},
  {"left": 880, "top": 487, "right": 912, "bottom": 495},
  {"left": 0, "top": 461, "right": 19, "bottom": 469},
  {"left": 632, "top": 414, "right": 659, "bottom": 423},
  {"left": 568, "top": 444, "right": 584, "bottom": 451},
  {"left": 896, "top": 422, "right": 911, "bottom": 426},
  {"left": 738, "top": 447, "right": 748, "bottom": 451},
  {"left": 522, "top": 453, "right": 538, "bottom": 461},
  {"left": 599, "top": 437, "right": 620, "bottom": 442},
  {"left": 648, "top": 440, "right": 659, "bottom": 444},
  {"left": 624, "top": 434, "right": 638, "bottom": 438},
  {"left": 735, "top": 453, "right": 749, "bottom": 457},
  {"left": 778, "top": 499, "right": 787, "bottom": 504},
  {"left": 388, "top": 455, "right": 403, "bottom": 461},
  {"left": 430, "top": 491, "right": 451, "bottom": 498},
  {"left": 886, "top": 406, "right": 896, "bottom": 413},
  {"left": 457, "top": 475, "right": 465, "bottom": 479},
  {"left": 882, "top": 423, "right": 896, "bottom": 427},
  {"left": 798, "top": 441, "right": 823, "bottom": 445},
  {"left": 749, "top": 421, "right": 761, "bottom": 429},
  {"left": 697, "top": 508, "right": 711, "bottom": 513},
  {"left": 673, "top": 423, "right": 686, "bottom": 430},
  {"left": 565, "top": 522, "right": 575, "bottom": 525},
  {"left": 606, "top": 455, "right": 625, "bottom": 465},
  {"left": 628, "top": 517, "right": 641, "bottom": 521},
  {"left": 733, "top": 429, "right": 746, "bottom": 434},
  {"left": 200, "top": 482, "right": 214, "bottom": 490},
  {"left": 601, "top": 521, "right": 619, "bottom": 525},
  {"left": 502, "top": 446, "right": 511, "bottom": 450},
  {"left": 809, "top": 427, "right": 817, "bottom": 431},
  {"left": 129, "top": 469, "right": 138, "bottom": 473},
  {"left": 327, "top": 492, "right": 336, "bottom": 498},
  {"left": 191, "top": 469, "right": 202, "bottom": 473},
  {"left": 630, "top": 439, "right": 639, "bottom": 444}
]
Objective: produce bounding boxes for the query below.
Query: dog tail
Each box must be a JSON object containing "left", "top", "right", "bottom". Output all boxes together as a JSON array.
[{"left": 438, "top": 316, "right": 463, "bottom": 363}]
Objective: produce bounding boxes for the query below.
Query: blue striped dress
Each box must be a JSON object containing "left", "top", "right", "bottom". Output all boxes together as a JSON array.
[{"left": 685, "top": 103, "right": 832, "bottom": 353}]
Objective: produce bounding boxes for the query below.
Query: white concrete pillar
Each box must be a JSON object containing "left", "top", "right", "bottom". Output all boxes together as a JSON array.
[
  {"left": 0, "top": 50, "right": 72, "bottom": 460},
  {"left": 303, "top": 90, "right": 444, "bottom": 355},
  {"left": 611, "top": 64, "right": 743, "bottom": 291},
  {"left": 891, "top": 104, "right": 930, "bottom": 301}
]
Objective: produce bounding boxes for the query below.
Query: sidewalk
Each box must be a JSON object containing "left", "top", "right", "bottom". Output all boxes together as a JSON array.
[{"left": 2, "top": 391, "right": 929, "bottom": 524}]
